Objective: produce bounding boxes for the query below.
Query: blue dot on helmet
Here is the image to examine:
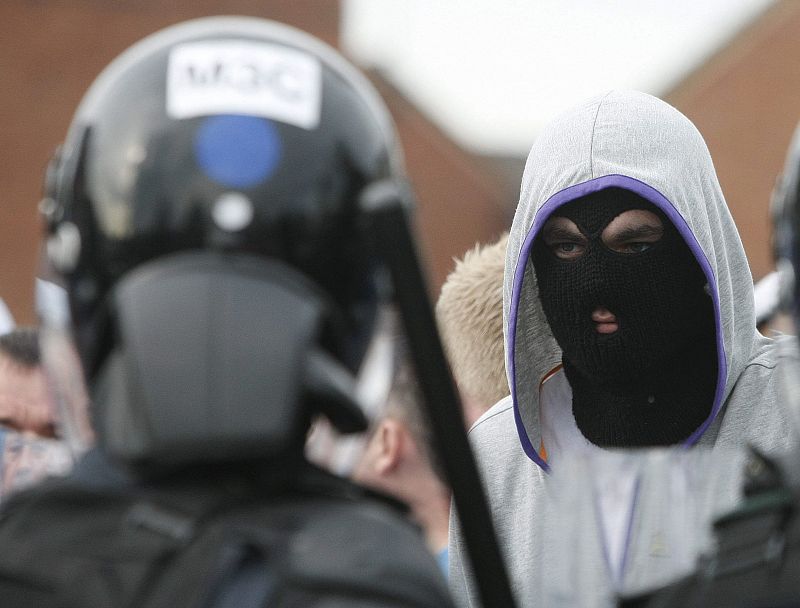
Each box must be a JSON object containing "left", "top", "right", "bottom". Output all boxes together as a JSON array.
[{"left": 194, "top": 114, "right": 282, "bottom": 189}]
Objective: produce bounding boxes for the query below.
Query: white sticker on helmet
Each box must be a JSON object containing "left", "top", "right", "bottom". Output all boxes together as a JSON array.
[{"left": 167, "top": 41, "right": 321, "bottom": 129}]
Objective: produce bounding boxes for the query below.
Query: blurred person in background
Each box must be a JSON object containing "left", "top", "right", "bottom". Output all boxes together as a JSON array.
[
  {"left": 449, "top": 91, "right": 797, "bottom": 607},
  {"left": 0, "top": 326, "right": 70, "bottom": 500},
  {"left": 436, "top": 233, "right": 510, "bottom": 428},
  {"left": 355, "top": 231, "right": 516, "bottom": 577},
  {"left": 353, "top": 361, "right": 451, "bottom": 574},
  {"left": 0, "top": 17, "right": 456, "bottom": 607},
  {"left": 0, "top": 327, "right": 52, "bottom": 436}
]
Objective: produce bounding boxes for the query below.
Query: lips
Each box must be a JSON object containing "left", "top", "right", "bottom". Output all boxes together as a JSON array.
[{"left": 591, "top": 307, "right": 619, "bottom": 334}]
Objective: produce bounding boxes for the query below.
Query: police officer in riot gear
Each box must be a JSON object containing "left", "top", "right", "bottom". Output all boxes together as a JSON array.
[{"left": 0, "top": 16, "right": 462, "bottom": 607}]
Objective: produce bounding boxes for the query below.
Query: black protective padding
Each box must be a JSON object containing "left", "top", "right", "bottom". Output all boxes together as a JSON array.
[
  {"left": 94, "top": 252, "right": 331, "bottom": 467},
  {"left": 0, "top": 460, "right": 455, "bottom": 607}
]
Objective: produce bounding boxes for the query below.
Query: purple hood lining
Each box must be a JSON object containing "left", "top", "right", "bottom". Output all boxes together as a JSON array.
[{"left": 509, "top": 174, "right": 727, "bottom": 471}]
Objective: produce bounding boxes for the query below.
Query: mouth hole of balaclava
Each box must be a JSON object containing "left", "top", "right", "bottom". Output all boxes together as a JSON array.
[{"left": 530, "top": 187, "right": 717, "bottom": 447}]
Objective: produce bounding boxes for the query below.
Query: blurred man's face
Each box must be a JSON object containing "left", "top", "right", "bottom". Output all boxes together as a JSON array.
[
  {"left": 0, "top": 353, "right": 54, "bottom": 437},
  {"left": 0, "top": 351, "right": 70, "bottom": 500}
]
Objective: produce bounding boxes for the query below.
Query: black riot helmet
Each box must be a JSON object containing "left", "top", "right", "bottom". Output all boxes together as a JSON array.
[{"left": 39, "top": 16, "right": 404, "bottom": 471}]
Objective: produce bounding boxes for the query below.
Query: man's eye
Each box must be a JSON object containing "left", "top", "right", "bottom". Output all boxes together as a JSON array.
[
  {"left": 550, "top": 241, "right": 586, "bottom": 259},
  {"left": 621, "top": 242, "right": 652, "bottom": 254}
]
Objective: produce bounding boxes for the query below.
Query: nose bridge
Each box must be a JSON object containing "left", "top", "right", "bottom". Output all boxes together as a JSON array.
[{"left": 578, "top": 242, "right": 610, "bottom": 307}]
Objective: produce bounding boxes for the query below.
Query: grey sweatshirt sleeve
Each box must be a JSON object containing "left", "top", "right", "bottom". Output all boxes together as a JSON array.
[{"left": 448, "top": 507, "right": 478, "bottom": 608}]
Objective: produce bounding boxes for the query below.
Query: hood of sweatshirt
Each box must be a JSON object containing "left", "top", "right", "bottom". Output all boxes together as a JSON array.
[{"left": 504, "top": 90, "right": 755, "bottom": 471}]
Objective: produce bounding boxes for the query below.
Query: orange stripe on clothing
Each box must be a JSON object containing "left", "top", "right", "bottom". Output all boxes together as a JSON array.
[
  {"left": 540, "top": 364, "right": 564, "bottom": 387},
  {"left": 536, "top": 364, "right": 563, "bottom": 463}
]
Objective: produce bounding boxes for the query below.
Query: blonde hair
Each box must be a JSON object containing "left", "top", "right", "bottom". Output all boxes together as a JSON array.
[{"left": 435, "top": 233, "right": 509, "bottom": 413}]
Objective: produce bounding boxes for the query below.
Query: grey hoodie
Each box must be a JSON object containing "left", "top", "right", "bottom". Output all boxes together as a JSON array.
[{"left": 448, "top": 91, "right": 797, "bottom": 607}]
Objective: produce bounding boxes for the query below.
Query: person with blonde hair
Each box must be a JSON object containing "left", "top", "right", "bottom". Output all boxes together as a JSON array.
[{"left": 436, "top": 233, "right": 510, "bottom": 428}]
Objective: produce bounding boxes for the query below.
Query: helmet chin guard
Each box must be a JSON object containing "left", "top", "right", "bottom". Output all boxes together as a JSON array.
[{"left": 87, "top": 252, "right": 366, "bottom": 471}]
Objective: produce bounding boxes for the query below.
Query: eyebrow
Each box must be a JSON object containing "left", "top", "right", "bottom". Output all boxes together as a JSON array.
[
  {"left": 542, "top": 226, "right": 586, "bottom": 241},
  {"left": 608, "top": 224, "right": 664, "bottom": 241}
]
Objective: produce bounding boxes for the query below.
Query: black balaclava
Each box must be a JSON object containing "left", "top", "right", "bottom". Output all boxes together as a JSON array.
[{"left": 532, "top": 188, "right": 717, "bottom": 447}]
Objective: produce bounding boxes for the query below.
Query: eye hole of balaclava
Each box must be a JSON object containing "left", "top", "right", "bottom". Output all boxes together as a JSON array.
[{"left": 531, "top": 187, "right": 715, "bottom": 387}]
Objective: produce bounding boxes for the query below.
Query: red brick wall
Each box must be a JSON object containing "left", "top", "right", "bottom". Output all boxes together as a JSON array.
[
  {"left": 666, "top": 0, "right": 800, "bottom": 282},
  {"left": 0, "top": 0, "right": 339, "bottom": 323},
  {"left": 369, "top": 76, "right": 512, "bottom": 293}
]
